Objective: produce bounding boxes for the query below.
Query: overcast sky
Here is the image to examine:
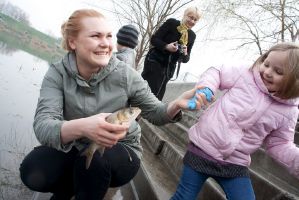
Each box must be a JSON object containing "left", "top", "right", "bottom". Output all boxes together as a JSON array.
[
  {"left": 5, "top": 0, "right": 253, "bottom": 80},
  {"left": 6, "top": 0, "right": 117, "bottom": 37}
]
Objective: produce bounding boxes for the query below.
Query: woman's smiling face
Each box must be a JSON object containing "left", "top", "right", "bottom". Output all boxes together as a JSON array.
[
  {"left": 68, "top": 16, "right": 114, "bottom": 70},
  {"left": 259, "top": 50, "right": 288, "bottom": 93},
  {"left": 183, "top": 14, "right": 199, "bottom": 29}
]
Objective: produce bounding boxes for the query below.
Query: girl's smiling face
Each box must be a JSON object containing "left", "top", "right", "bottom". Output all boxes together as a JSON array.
[{"left": 259, "top": 51, "right": 288, "bottom": 93}]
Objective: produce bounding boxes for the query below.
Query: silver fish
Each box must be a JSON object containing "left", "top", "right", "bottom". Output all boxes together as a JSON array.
[{"left": 81, "top": 107, "right": 141, "bottom": 169}]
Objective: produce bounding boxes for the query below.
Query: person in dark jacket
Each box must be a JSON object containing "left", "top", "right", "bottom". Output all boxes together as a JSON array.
[{"left": 141, "top": 6, "right": 201, "bottom": 100}]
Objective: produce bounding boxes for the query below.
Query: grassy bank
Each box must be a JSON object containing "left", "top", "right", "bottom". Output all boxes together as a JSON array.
[{"left": 0, "top": 12, "right": 65, "bottom": 62}]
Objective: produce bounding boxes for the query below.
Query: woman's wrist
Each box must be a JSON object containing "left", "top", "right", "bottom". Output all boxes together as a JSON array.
[
  {"left": 167, "top": 99, "right": 181, "bottom": 119},
  {"left": 61, "top": 118, "right": 85, "bottom": 144}
]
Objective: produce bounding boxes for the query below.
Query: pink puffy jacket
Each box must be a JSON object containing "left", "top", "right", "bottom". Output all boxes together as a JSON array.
[{"left": 189, "top": 65, "right": 299, "bottom": 178}]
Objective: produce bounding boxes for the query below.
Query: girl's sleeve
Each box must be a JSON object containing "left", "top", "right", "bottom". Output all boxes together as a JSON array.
[
  {"left": 196, "top": 65, "right": 245, "bottom": 94},
  {"left": 33, "top": 66, "right": 73, "bottom": 152},
  {"left": 263, "top": 114, "right": 299, "bottom": 178}
]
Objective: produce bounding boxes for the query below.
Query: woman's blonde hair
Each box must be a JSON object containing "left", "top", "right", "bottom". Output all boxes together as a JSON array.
[
  {"left": 252, "top": 42, "right": 299, "bottom": 99},
  {"left": 61, "top": 9, "right": 105, "bottom": 51},
  {"left": 183, "top": 6, "right": 201, "bottom": 21}
]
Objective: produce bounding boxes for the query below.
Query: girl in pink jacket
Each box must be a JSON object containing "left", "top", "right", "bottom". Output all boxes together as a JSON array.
[{"left": 171, "top": 43, "right": 299, "bottom": 200}]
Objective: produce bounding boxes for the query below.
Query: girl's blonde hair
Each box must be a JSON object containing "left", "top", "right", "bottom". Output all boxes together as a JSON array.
[
  {"left": 183, "top": 6, "right": 201, "bottom": 22},
  {"left": 252, "top": 42, "right": 299, "bottom": 99},
  {"left": 61, "top": 9, "right": 105, "bottom": 51}
]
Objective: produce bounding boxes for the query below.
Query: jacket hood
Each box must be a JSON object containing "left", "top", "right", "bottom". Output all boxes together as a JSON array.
[
  {"left": 252, "top": 67, "right": 299, "bottom": 106},
  {"left": 61, "top": 52, "right": 119, "bottom": 88}
]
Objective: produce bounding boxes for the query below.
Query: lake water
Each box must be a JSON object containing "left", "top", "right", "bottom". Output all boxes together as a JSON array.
[{"left": 0, "top": 48, "right": 49, "bottom": 199}]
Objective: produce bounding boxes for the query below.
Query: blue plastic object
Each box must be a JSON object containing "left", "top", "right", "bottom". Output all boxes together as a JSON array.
[{"left": 188, "top": 87, "right": 213, "bottom": 110}]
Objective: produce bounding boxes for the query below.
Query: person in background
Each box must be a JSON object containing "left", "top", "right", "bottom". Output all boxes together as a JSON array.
[
  {"left": 115, "top": 24, "right": 140, "bottom": 71},
  {"left": 141, "top": 6, "right": 201, "bottom": 100},
  {"left": 171, "top": 42, "right": 299, "bottom": 200},
  {"left": 18, "top": 9, "right": 209, "bottom": 200}
]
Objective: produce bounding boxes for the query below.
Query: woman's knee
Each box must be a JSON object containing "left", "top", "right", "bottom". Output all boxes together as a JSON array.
[
  {"left": 19, "top": 146, "right": 76, "bottom": 192},
  {"left": 20, "top": 162, "right": 48, "bottom": 192}
]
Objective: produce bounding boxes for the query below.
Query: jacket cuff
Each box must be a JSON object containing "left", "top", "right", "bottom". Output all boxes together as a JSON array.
[{"left": 169, "top": 110, "right": 183, "bottom": 122}]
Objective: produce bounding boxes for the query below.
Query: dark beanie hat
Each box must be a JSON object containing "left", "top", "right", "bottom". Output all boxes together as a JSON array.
[{"left": 116, "top": 25, "right": 139, "bottom": 49}]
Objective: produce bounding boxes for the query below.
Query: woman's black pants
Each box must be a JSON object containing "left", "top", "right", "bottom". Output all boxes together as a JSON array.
[
  {"left": 142, "top": 57, "right": 175, "bottom": 101},
  {"left": 19, "top": 144, "right": 140, "bottom": 200}
]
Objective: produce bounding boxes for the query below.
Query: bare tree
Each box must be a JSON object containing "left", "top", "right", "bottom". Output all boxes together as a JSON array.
[
  {"left": 254, "top": 0, "right": 299, "bottom": 42},
  {"left": 0, "top": 2, "right": 30, "bottom": 25},
  {"left": 110, "top": 0, "right": 194, "bottom": 69},
  {"left": 200, "top": 0, "right": 299, "bottom": 55}
]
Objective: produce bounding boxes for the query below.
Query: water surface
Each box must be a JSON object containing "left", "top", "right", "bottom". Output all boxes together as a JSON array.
[{"left": 0, "top": 49, "right": 49, "bottom": 199}]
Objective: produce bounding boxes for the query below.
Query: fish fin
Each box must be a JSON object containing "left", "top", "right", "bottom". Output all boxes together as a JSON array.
[
  {"left": 85, "top": 154, "right": 93, "bottom": 169},
  {"left": 81, "top": 144, "right": 98, "bottom": 170},
  {"left": 80, "top": 147, "right": 93, "bottom": 169},
  {"left": 80, "top": 147, "right": 88, "bottom": 157},
  {"left": 81, "top": 145, "right": 105, "bottom": 169},
  {"left": 85, "top": 146, "right": 105, "bottom": 169},
  {"left": 98, "top": 146, "right": 105, "bottom": 157}
]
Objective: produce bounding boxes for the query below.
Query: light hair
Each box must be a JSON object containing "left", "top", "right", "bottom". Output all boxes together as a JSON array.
[
  {"left": 183, "top": 6, "right": 201, "bottom": 21},
  {"left": 251, "top": 42, "right": 299, "bottom": 99},
  {"left": 61, "top": 9, "right": 105, "bottom": 51}
]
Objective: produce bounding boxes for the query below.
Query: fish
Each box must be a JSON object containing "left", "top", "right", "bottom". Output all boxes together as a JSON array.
[{"left": 81, "top": 107, "right": 141, "bottom": 169}]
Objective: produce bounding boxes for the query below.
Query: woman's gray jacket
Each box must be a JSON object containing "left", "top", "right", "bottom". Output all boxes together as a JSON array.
[{"left": 33, "top": 52, "right": 179, "bottom": 158}]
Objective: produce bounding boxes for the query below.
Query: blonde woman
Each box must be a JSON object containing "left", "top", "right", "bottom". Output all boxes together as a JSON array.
[{"left": 142, "top": 6, "right": 201, "bottom": 100}]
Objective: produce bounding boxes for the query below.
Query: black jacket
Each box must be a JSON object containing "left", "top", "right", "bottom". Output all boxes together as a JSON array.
[{"left": 148, "top": 18, "right": 196, "bottom": 65}]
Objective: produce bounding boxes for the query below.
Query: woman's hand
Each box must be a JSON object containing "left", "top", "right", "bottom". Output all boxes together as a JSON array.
[
  {"left": 165, "top": 41, "right": 179, "bottom": 52},
  {"left": 81, "top": 113, "right": 129, "bottom": 147},
  {"left": 176, "top": 86, "right": 213, "bottom": 110},
  {"left": 167, "top": 85, "right": 215, "bottom": 118},
  {"left": 165, "top": 42, "right": 188, "bottom": 55},
  {"left": 181, "top": 45, "right": 188, "bottom": 55},
  {"left": 61, "top": 113, "right": 129, "bottom": 147}
]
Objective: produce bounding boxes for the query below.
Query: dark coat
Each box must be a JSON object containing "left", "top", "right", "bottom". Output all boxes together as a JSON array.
[{"left": 148, "top": 18, "right": 196, "bottom": 66}]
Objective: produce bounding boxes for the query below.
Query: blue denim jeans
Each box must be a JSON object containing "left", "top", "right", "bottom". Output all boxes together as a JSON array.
[{"left": 170, "top": 164, "right": 255, "bottom": 200}]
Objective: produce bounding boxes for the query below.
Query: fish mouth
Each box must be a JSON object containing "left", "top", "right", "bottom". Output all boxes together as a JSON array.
[
  {"left": 130, "top": 107, "right": 141, "bottom": 114},
  {"left": 130, "top": 107, "right": 141, "bottom": 117}
]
